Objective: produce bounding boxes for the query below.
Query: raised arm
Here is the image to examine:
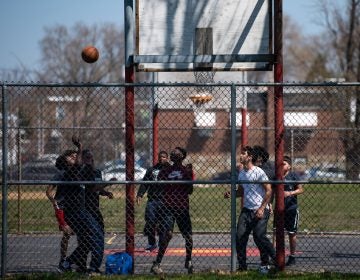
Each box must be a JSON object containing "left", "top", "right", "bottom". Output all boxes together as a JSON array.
[{"left": 72, "top": 135, "right": 83, "bottom": 165}]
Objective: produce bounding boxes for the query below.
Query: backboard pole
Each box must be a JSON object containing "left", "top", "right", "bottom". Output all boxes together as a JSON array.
[
  {"left": 274, "top": 0, "right": 285, "bottom": 271},
  {"left": 152, "top": 72, "right": 159, "bottom": 165},
  {"left": 152, "top": 103, "right": 159, "bottom": 165},
  {"left": 124, "top": 0, "right": 135, "bottom": 271}
]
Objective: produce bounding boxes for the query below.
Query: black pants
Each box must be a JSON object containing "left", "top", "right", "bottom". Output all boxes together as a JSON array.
[
  {"left": 155, "top": 205, "right": 193, "bottom": 264},
  {"left": 236, "top": 207, "right": 275, "bottom": 268},
  {"left": 65, "top": 209, "right": 104, "bottom": 270},
  {"left": 144, "top": 199, "right": 161, "bottom": 246}
]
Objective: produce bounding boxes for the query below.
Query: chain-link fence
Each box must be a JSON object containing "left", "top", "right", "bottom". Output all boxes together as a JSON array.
[{"left": 1, "top": 82, "right": 360, "bottom": 276}]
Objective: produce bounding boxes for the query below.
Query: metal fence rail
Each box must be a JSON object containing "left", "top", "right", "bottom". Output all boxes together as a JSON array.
[{"left": 1, "top": 82, "right": 360, "bottom": 275}]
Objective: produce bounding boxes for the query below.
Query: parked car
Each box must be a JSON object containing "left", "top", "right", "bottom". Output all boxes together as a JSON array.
[
  {"left": 10, "top": 159, "right": 59, "bottom": 180},
  {"left": 99, "top": 159, "right": 145, "bottom": 170},
  {"left": 305, "top": 165, "right": 346, "bottom": 180},
  {"left": 101, "top": 164, "right": 147, "bottom": 181}
]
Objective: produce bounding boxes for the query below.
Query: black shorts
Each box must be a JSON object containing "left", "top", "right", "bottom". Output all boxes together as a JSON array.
[
  {"left": 158, "top": 206, "right": 192, "bottom": 237},
  {"left": 284, "top": 208, "right": 299, "bottom": 234}
]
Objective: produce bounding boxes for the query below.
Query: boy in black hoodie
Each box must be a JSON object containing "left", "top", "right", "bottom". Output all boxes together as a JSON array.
[{"left": 136, "top": 151, "right": 170, "bottom": 251}]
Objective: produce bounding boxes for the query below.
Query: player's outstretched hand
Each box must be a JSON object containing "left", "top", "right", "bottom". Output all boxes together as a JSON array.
[
  {"left": 136, "top": 196, "right": 142, "bottom": 205},
  {"left": 107, "top": 191, "right": 114, "bottom": 199},
  {"left": 224, "top": 191, "right": 230, "bottom": 199},
  {"left": 72, "top": 135, "right": 81, "bottom": 149},
  {"left": 185, "top": 163, "right": 193, "bottom": 170}
]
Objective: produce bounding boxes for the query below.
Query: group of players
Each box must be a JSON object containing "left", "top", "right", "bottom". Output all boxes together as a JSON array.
[
  {"left": 138, "top": 145, "right": 303, "bottom": 275},
  {"left": 46, "top": 137, "right": 114, "bottom": 275},
  {"left": 47, "top": 141, "right": 303, "bottom": 275},
  {"left": 224, "top": 145, "right": 304, "bottom": 273}
]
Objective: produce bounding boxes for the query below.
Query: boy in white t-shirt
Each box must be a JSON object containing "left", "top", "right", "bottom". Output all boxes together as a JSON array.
[{"left": 226, "top": 146, "right": 276, "bottom": 272}]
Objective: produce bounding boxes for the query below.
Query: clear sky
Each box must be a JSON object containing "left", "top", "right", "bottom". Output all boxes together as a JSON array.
[{"left": 0, "top": 0, "right": 344, "bottom": 71}]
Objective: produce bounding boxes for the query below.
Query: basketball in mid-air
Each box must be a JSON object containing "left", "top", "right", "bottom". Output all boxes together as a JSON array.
[{"left": 81, "top": 45, "right": 99, "bottom": 63}]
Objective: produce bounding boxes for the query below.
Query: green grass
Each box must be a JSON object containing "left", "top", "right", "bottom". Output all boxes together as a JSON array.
[
  {"left": 5, "top": 271, "right": 360, "bottom": 280},
  {"left": 2, "top": 184, "right": 360, "bottom": 233},
  {"left": 298, "top": 184, "right": 360, "bottom": 232}
]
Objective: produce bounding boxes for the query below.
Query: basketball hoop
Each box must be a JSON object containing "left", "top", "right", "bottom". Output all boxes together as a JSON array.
[
  {"left": 190, "top": 71, "right": 215, "bottom": 132},
  {"left": 189, "top": 94, "right": 213, "bottom": 105},
  {"left": 189, "top": 94, "right": 214, "bottom": 132}
]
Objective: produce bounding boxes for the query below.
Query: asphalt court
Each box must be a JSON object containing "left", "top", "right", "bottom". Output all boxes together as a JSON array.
[{"left": 4, "top": 233, "right": 360, "bottom": 275}]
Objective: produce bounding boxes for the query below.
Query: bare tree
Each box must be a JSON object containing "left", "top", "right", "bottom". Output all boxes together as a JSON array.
[
  {"left": 316, "top": 0, "right": 360, "bottom": 178},
  {"left": 0, "top": 68, "right": 34, "bottom": 82},
  {"left": 36, "top": 22, "right": 124, "bottom": 83},
  {"left": 31, "top": 23, "right": 128, "bottom": 159},
  {"left": 317, "top": 0, "right": 360, "bottom": 81}
]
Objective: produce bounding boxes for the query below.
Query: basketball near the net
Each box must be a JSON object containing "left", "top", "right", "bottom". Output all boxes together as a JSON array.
[{"left": 81, "top": 45, "right": 99, "bottom": 63}]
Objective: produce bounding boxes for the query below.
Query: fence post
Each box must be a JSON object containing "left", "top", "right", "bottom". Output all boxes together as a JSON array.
[
  {"left": 17, "top": 125, "right": 22, "bottom": 233},
  {"left": 230, "top": 84, "right": 237, "bottom": 272},
  {"left": 1, "top": 84, "right": 9, "bottom": 277}
]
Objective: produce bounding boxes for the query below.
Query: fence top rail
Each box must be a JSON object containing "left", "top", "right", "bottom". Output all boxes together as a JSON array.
[
  {"left": 6, "top": 179, "right": 360, "bottom": 185},
  {"left": 1, "top": 81, "right": 360, "bottom": 87}
]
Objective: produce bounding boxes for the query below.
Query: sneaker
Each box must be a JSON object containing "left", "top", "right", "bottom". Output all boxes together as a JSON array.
[
  {"left": 145, "top": 244, "right": 158, "bottom": 252},
  {"left": 185, "top": 260, "right": 194, "bottom": 274},
  {"left": 150, "top": 262, "right": 163, "bottom": 275},
  {"left": 286, "top": 255, "right": 296, "bottom": 266},
  {"left": 58, "top": 258, "right": 66, "bottom": 268},
  {"left": 258, "top": 265, "right": 270, "bottom": 274},
  {"left": 57, "top": 259, "right": 71, "bottom": 273}
]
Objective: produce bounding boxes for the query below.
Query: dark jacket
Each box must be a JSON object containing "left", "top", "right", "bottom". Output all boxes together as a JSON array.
[
  {"left": 284, "top": 172, "right": 300, "bottom": 210},
  {"left": 158, "top": 164, "right": 193, "bottom": 208},
  {"left": 136, "top": 162, "right": 171, "bottom": 201}
]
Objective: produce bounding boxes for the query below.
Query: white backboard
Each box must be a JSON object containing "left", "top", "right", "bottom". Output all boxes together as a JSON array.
[{"left": 136, "top": 0, "right": 272, "bottom": 71}]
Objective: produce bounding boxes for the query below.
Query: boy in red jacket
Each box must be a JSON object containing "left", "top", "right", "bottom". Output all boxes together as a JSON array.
[{"left": 150, "top": 147, "right": 194, "bottom": 275}]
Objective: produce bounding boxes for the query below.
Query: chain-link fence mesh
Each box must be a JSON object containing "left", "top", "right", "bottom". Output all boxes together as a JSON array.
[{"left": 1, "top": 83, "right": 360, "bottom": 275}]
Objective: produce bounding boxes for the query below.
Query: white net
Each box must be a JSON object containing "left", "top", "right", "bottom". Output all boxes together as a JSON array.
[{"left": 193, "top": 71, "right": 216, "bottom": 95}]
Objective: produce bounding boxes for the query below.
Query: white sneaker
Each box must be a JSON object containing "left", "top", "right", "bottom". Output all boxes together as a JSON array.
[
  {"left": 258, "top": 265, "right": 270, "bottom": 274},
  {"left": 57, "top": 259, "right": 71, "bottom": 273},
  {"left": 150, "top": 262, "right": 163, "bottom": 275},
  {"left": 185, "top": 260, "right": 194, "bottom": 274}
]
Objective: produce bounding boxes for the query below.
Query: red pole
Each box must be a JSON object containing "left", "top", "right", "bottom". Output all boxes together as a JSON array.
[
  {"left": 152, "top": 104, "right": 159, "bottom": 165},
  {"left": 125, "top": 65, "right": 135, "bottom": 257},
  {"left": 274, "top": 0, "right": 285, "bottom": 270},
  {"left": 124, "top": 0, "right": 135, "bottom": 272}
]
